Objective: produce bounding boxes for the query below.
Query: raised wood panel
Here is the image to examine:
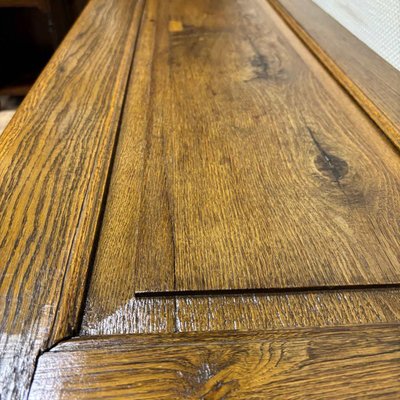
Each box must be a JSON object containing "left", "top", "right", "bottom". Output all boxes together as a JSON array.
[
  {"left": 268, "top": 0, "right": 400, "bottom": 150},
  {"left": 2, "top": 0, "right": 400, "bottom": 396},
  {"left": 88, "top": 0, "right": 400, "bottom": 295},
  {"left": 30, "top": 325, "right": 400, "bottom": 399},
  {"left": 0, "top": 0, "right": 144, "bottom": 398},
  {"left": 158, "top": 0, "right": 400, "bottom": 292}
]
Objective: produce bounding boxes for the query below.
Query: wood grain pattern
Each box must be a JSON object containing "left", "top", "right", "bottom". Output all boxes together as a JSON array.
[
  {"left": 268, "top": 0, "right": 400, "bottom": 150},
  {"left": 0, "top": 0, "right": 144, "bottom": 398},
  {"left": 82, "top": 296, "right": 175, "bottom": 336},
  {"left": 82, "top": 0, "right": 175, "bottom": 336},
  {"left": 107, "top": 0, "right": 400, "bottom": 293},
  {"left": 175, "top": 289, "right": 400, "bottom": 333},
  {"left": 30, "top": 324, "right": 400, "bottom": 399},
  {"left": 81, "top": 288, "right": 400, "bottom": 335}
]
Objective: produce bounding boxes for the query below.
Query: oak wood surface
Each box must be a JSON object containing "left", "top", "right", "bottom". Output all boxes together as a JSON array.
[
  {"left": 81, "top": 288, "right": 400, "bottom": 335},
  {"left": 2, "top": 0, "right": 400, "bottom": 396},
  {"left": 82, "top": 296, "right": 175, "bottom": 336},
  {"left": 174, "top": 289, "right": 400, "bottom": 333},
  {"left": 268, "top": 0, "right": 400, "bottom": 150},
  {"left": 0, "top": 0, "right": 144, "bottom": 398},
  {"left": 90, "top": 0, "right": 400, "bottom": 295},
  {"left": 83, "top": 0, "right": 176, "bottom": 328},
  {"left": 30, "top": 324, "right": 400, "bottom": 399}
]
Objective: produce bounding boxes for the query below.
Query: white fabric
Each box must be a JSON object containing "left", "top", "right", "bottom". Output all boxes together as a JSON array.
[{"left": 313, "top": 0, "right": 400, "bottom": 71}]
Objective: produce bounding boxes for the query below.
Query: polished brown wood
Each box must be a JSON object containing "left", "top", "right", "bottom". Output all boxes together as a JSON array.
[
  {"left": 268, "top": 0, "right": 400, "bottom": 150},
  {"left": 2, "top": 0, "right": 400, "bottom": 396},
  {"left": 88, "top": 0, "right": 400, "bottom": 296},
  {"left": 82, "top": 296, "right": 175, "bottom": 336},
  {"left": 83, "top": 0, "right": 176, "bottom": 327},
  {"left": 30, "top": 324, "right": 400, "bottom": 399},
  {"left": 81, "top": 288, "right": 400, "bottom": 335},
  {"left": 0, "top": 0, "right": 144, "bottom": 398},
  {"left": 174, "top": 289, "right": 400, "bottom": 333}
]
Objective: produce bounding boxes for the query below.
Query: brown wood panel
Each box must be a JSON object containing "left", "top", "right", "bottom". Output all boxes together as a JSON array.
[
  {"left": 80, "top": 288, "right": 400, "bottom": 335},
  {"left": 82, "top": 296, "right": 175, "bottom": 336},
  {"left": 0, "top": 0, "right": 144, "bottom": 398},
  {"left": 83, "top": 0, "right": 175, "bottom": 337},
  {"left": 175, "top": 289, "right": 400, "bottom": 332},
  {"left": 30, "top": 324, "right": 400, "bottom": 399},
  {"left": 120, "top": 0, "right": 400, "bottom": 293},
  {"left": 268, "top": 0, "right": 400, "bottom": 150}
]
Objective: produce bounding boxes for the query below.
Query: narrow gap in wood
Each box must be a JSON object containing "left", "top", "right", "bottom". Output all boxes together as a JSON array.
[{"left": 135, "top": 283, "right": 400, "bottom": 298}]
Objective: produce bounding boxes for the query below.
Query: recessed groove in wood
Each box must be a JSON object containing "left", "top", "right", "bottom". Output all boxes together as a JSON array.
[
  {"left": 113, "top": 0, "right": 400, "bottom": 293},
  {"left": 30, "top": 324, "right": 400, "bottom": 399},
  {"left": 0, "top": 0, "right": 144, "bottom": 398},
  {"left": 267, "top": 0, "right": 400, "bottom": 151}
]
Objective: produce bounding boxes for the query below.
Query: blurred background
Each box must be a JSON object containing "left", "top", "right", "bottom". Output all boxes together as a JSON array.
[{"left": 0, "top": 0, "right": 87, "bottom": 131}]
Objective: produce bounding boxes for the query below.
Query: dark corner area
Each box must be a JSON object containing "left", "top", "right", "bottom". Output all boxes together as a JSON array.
[{"left": 0, "top": 0, "right": 87, "bottom": 100}]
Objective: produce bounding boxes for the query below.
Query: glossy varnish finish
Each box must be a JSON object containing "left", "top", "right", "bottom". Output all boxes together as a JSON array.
[
  {"left": 174, "top": 289, "right": 400, "bottom": 333},
  {"left": 81, "top": 288, "right": 400, "bottom": 335},
  {"left": 30, "top": 325, "right": 400, "bottom": 399},
  {"left": 83, "top": 0, "right": 175, "bottom": 327},
  {"left": 0, "top": 0, "right": 144, "bottom": 398},
  {"left": 1, "top": 0, "right": 400, "bottom": 397},
  {"left": 268, "top": 0, "right": 400, "bottom": 150}
]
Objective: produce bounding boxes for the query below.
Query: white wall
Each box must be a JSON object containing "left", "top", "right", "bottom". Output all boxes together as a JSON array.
[{"left": 312, "top": 0, "right": 400, "bottom": 71}]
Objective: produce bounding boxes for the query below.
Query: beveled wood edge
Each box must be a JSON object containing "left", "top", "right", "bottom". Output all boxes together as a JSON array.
[
  {"left": 29, "top": 322, "right": 400, "bottom": 399},
  {"left": 267, "top": 0, "right": 400, "bottom": 152},
  {"left": 47, "top": 0, "right": 147, "bottom": 347},
  {"left": 46, "top": 322, "right": 400, "bottom": 353}
]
